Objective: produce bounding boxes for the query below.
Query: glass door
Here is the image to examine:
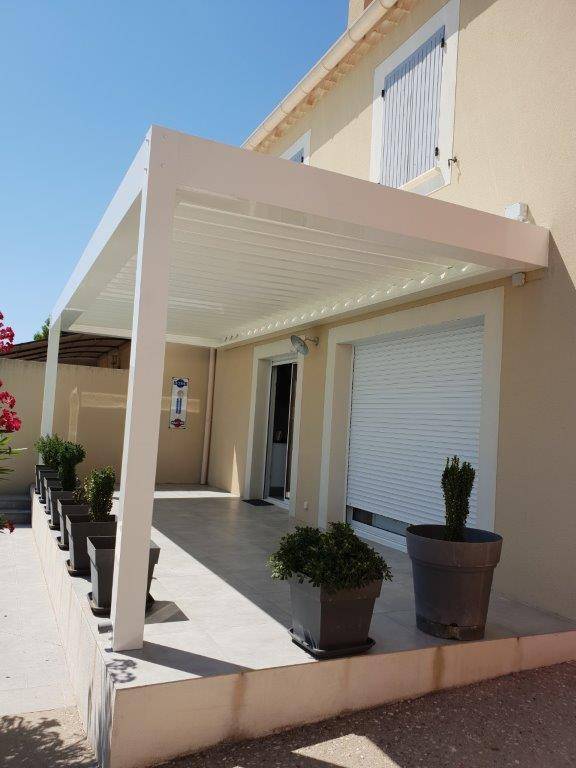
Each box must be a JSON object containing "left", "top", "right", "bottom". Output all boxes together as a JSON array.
[{"left": 264, "top": 361, "right": 297, "bottom": 506}]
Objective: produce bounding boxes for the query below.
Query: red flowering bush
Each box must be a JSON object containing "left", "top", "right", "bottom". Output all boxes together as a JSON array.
[
  {"left": 0, "top": 312, "right": 15, "bottom": 354},
  {"left": 0, "top": 310, "right": 22, "bottom": 533}
]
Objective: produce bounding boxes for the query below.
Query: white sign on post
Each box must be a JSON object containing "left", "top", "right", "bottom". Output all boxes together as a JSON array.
[{"left": 169, "top": 377, "right": 188, "bottom": 429}]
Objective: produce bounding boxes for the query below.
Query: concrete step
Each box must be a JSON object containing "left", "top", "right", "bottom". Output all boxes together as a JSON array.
[
  {"left": 1, "top": 509, "right": 31, "bottom": 525},
  {"left": 0, "top": 494, "right": 32, "bottom": 511}
]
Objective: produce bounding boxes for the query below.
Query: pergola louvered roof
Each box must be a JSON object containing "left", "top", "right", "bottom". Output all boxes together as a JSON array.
[{"left": 52, "top": 127, "right": 549, "bottom": 347}]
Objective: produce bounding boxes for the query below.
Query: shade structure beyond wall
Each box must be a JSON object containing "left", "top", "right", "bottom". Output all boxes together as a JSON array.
[{"left": 0, "top": 343, "right": 210, "bottom": 493}]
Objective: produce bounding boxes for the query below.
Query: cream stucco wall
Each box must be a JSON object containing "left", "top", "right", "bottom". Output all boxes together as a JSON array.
[
  {"left": 208, "top": 0, "right": 576, "bottom": 620},
  {"left": 0, "top": 342, "right": 209, "bottom": 493}
]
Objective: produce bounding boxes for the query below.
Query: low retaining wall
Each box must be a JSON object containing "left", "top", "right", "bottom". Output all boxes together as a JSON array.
[{"left": 32, "top": 491, "right": 576, "bottom": 768}]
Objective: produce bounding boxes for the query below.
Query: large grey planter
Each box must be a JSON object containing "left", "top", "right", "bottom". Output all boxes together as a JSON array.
[
  {"left": 44, "top": 478, "right": 62, "bottom": 515},
  {"left": 66, "top": 515, "right": 117, "bottom": 576},
  {"left": 57, "top": 500, "right": 90, "bottom": 549},
  {"left": 289, "top": 577, "right": 382, "bottom": 658},
  {"left": 35, "top": 464, "right": 48, "bottom": 495},
  {"left": 406, "top": 524, "right": 503, "bottom": 641},
  {"left": 46, "top": 481, "right": 63, "bottom": 517},
  {"left": 48, "top": 490, "right": 75, "bottom": 529},
  {"left": 87, "top": 536, "right": 160, "bottom": 616},
  {"left": 38, "top": 469, "right": 59, "bottom": 503}
]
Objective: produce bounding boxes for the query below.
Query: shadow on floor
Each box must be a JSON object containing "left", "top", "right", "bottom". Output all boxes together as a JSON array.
[
  {"left": 0, "top": 709, "right": 96, "bottom": 768},
  {"left": 122, "top": 642, "right": 251, "bottom": 677}
]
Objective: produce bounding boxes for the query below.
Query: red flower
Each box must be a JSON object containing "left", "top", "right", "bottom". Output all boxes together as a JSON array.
[
  {"left": 0, "top": 391, "right": 16, "bottom": 409},
  {"left": 0, "top": 409, "right": 21, "bottom": 433}
]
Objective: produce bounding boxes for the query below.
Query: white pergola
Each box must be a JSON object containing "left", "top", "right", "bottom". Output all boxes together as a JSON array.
[{"left": 41, "top": 126, "right": 548, "bottom": 651}]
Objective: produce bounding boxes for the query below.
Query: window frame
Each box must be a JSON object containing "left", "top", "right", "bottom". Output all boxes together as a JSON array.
[
  {"left": 280, "top": 130, "right": 311, "bottom": 165},
  {"left": 369, "top": 0, "right": 460, "bottom": 196}
]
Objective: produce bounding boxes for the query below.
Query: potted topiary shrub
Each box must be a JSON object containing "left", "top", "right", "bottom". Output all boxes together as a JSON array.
[
  {"left": 34, "top": 434, "right": 64, "bottom": 503},
  {"left": 57, "top": 483, "right": 89, "bottom": 550},
  {"left": 269, "top": 522, "right": 392, "bottom": 658},
  {"left": 67, "top": 467, "right": 117, "bottom": 576},
  {"left": 406, "top": 456, "right": 503, "bottom": 641},
  {"left": 87, "top": 536, "right": 160, "bottom": 617},
  {"left": 48, "top": 441, "right": 86, "bottom": 530}
]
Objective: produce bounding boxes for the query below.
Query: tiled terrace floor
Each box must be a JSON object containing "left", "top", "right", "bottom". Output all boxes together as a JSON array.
[{"left": 103, "top": 487, "right": 576, "bottom": 686}]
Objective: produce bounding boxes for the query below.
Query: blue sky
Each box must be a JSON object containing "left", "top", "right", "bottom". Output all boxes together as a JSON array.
[{"left": 0, "top": 1, "right": 346, "bottom": 342}]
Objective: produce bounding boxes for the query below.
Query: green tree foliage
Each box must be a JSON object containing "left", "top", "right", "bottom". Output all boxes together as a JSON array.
[
  {"left": 57, "top": 441, "right": 86, "bottom": 492},
  {"left": 33, "top": 318, "right": 50, "bottom": 342}
]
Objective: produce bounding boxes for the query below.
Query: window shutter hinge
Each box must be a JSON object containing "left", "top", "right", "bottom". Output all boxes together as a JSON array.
[
  {"left": 435, "top": 146, "right": 440, "bottom": 158},
  {"left": 441, "top": 36, "right": 446, "bottom": 49},
  {"left": 381, "top": 88, "right": 386, "bottom": 98}
]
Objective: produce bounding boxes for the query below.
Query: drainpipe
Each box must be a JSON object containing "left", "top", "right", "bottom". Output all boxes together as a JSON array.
[
  {"left": 243, "top": 0, "right": 399, "bottom": 150},
  {"left": 200, "top": 348, "right": 216, "bottom": 485}
]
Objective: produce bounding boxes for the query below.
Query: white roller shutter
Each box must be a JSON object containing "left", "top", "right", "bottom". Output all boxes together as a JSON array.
[
  {"left": 346, "top": 320, "right": 483, "bottom": 535},
  {"left": 381, "top": 26, "right": 445, "bottom": 188}
]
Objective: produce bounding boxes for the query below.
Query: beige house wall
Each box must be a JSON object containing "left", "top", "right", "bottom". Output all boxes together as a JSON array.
[
  {"left": 1, "top": 342, "right": 210, "bottom": 493},
  {"left": 208, "top": 0, "right": 576, "bottom": 620}
]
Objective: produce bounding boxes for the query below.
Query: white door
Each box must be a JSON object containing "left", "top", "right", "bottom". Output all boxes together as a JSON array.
[{"left": 346, "top": 319, "right": 484, "bottom": 549}]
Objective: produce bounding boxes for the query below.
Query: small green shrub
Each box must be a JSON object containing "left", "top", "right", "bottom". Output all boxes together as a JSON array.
[
  {"left": 34, "top": 434, "right": 64, "bottom": 470},
  {"left": 73, "top": 483, "right": 87, "bottom": 505},
  {"left": 85, "top": 467, "right": 116, "bottom": 522},
  {"left": 57, "top": 441, "right": 86, "bottom": 492},
  {"left": 269, "top": 521, "right": 392, "bottom": 592},
  {"left": 442, "top": 455, "right": 476, "bottom": 542}
]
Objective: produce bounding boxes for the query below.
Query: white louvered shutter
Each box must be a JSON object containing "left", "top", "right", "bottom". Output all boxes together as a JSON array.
[
  {"left": 381, "top": 26, "right": 444, "bottom": 188},
  {"left": 346, "top": 320, "right": 483, "bottom": 531}
]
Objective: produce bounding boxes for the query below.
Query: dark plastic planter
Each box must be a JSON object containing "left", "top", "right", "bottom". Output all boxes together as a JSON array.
[
  {"left": 35, "top": 464, "right": 48, "bottom": 494},
  {"left": 38, "top": 469, "right": 59, "bottom": 503},
  {"left": 87, "top": 536, "right": 160, "bottom": 616},
  {"left": 48, "top": 490, "right": 75, "bottom": 529},
  {"left": 45, "top": 481, "right": 63, "bottom": 517},
  {"left": 406, "top": 524, "right": 503, "bottom": 641},
  {"left": 289, "top": 577, "right": 382, "bottom": 658},
  {"left": 66, "top": 516, "right": 117, "bottom": 576},
  {"left": 57, "top": 500, "right": 90, "bottom": 549}
]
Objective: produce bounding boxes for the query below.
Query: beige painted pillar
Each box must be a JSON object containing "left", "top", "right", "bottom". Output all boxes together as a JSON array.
[{"left": 110, "top": 128, "right": 177, "bottom": 652}]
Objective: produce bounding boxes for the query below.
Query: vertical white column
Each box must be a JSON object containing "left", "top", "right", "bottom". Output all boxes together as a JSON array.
[
  {"left": 110, "top": 128, "right": 177, "bottom": 652},
  {"left": 40, "top": 314, "right": 62, "bottom": 437}
]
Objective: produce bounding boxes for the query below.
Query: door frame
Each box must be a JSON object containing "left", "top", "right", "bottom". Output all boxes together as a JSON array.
[
  {"left": 244, "top": 339, "right": 304, "bottom": 517},
  {"left": 263, "top": 359, "right": 297, "bottom": 509},
  {"left": 318, "top": 288, "right": 504, "bottom": 545}
]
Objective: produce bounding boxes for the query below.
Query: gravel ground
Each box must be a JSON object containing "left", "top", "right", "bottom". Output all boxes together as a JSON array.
[{"left": 163, "top": 662, "right": 576, "bottom": 768}]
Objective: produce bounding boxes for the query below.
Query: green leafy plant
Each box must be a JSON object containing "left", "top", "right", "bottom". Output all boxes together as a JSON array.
[
  {"left": 57, "top": 441, "right": 86, "bottom": 492},
  {"left": 442, "top": 455, "right": 476, "bottom": 542},
  {"left": 73, "top": 483, "right": 87, "bottom": 505},
  {"left": 85, "top": 467, "right": 116, "bottom": 522},
  {"left": 269, "top": 521, "right": 392, "bottom": 592},
  {"left": 34, "top": 434, "right": 64, "bottom": 470}
]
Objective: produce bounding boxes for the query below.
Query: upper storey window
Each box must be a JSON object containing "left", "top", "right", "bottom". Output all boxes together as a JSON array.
[
  {"left": 281, "top": 131, "right": 311, "bottom": 165},
  {"left": 370, "top": 0, "right": 459, "bottom": 196}
]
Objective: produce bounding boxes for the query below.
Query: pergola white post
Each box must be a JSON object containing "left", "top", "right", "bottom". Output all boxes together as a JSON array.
[
  {"left": 110, "top": 128, "right": 177, "bottom": 652},
  {"left": 40, "top": 314, "right": 62, "bottom": 437}
]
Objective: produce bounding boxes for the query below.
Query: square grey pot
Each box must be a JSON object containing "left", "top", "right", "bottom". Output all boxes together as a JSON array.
[
  {"left": 289, "top": 577, "right": 382, "bottom": 659},
  {"left": 38, "top": 469, "right": 59, "bottom": 503},
  {"left": 87, "top": 536, "right": 160, "bottom": 616},
  {"left": 49, "top": 490, "right": 75, "bottom": 529},
  {"left": 67, "top": 516, "right": 117, "bottom": 576},
  {"left": 46, "top": 481, "right": 63, "bottom": 518},
  {"left": 35, "top": 464, "right": 48, "bottom": 495},
  {"left": 57, "top": 500, "right": 90, "bottom": 549}
]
